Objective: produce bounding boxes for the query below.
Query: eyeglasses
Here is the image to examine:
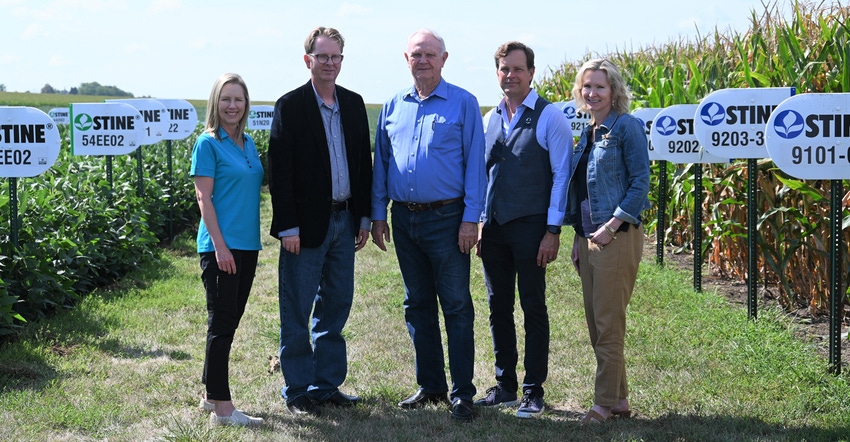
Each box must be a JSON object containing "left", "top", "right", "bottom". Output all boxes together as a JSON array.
[{"left": 309, "top": 53, "right": 344, "bottom": 64}]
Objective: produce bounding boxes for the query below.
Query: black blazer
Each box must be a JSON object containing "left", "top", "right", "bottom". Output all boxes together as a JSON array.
[{"left": 267, "top": 80, "right": 373, "bottom": 248}]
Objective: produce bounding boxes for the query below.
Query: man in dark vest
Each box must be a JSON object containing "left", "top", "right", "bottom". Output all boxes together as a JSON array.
[{"left": 474, "top": 41, "right": 573, "bottom": 418}]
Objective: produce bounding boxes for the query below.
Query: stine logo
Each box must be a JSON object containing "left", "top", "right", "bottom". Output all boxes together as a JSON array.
[
  {"left": 250, "top": 110, "right": 275, "bottom": 119},
  {"left": 700, "top": 103, "right": 776, "bottom": 126},
  {"left": 0, "top": 124, "right": 48, "bottom": 143},
  {"left": 74, "top": 114, "right": 136, "bottom": 131},
  {"left": 772, "top": 110, "right": 850, "bottom": 140},
  {"left": 655, "top": 115, "right": 694, "bottom": 136}
]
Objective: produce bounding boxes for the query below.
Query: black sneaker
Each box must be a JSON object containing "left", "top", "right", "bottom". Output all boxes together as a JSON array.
[
  {"left": 474, "top": 385, "right": 518, "bottom": 407},
  {"left": 515, "top": 390, "right": 544, "bottom": 418}
]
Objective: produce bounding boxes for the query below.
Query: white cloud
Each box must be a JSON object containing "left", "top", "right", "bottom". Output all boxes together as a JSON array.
[
  {"left": 48, "top": 55, "right": 70, "bottom": 67},
  {"left": 188, "top": 38, "right": 208, "bottom": 50},
  {"left": 336, "top": 2, "right": 370, "bottom": 17},
  {"left": 149, "top": 0, "right": 180, "bottom": 14},
  {"left": 251, "top": 26, "right": 284, "bottom": 38},
  {"left": 124, "top": 43, "right": 148, "bottom": 54},
  {"left": 51, "top": 0, "right": 128, "bottom": 13},
  {"left": 516, "top": 33, "right": 537, "bottom": 45},
  {"left": 20, "top": 23, "right": 48, "bottom": 40}
]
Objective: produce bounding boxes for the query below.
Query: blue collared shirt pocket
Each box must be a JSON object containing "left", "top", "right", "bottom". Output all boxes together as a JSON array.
[{"left": 430, "top": 120, "right": 462, "bottom": 150}]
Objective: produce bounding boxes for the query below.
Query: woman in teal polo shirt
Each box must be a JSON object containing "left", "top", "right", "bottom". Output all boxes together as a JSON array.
[{"left": 191, "top": 73, "right": 264, "bottom": 427}]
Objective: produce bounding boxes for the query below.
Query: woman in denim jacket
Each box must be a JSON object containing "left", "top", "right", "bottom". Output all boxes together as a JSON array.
[{"left": 564, "top": 59, "right": 650, "bottom": 424}]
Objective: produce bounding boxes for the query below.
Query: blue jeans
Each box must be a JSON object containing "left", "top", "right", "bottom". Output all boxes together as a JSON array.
[
  {"left": 278, "top": 210, "right": 355, "bottom": 402},
  {"left": 391, "top": 200, "right": 476, "bottom": 401},
  {"left": 480, "top": 215, "right": 549, "bottom": 396},
  {"left": 200, "top": 249, "right": 259, "bottom": 402}
]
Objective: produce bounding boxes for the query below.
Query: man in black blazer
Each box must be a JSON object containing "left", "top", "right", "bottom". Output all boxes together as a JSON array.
[{"left": 268, "top": 26, "right": 372, "bottom": 417}]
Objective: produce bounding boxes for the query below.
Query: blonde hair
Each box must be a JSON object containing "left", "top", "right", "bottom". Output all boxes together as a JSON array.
[
  {"left": 304, "top": 26, "right": 345, "bottom": 54},
  {"left": 571, "top": 59, "right": 631, "bottom": 118},
  {"left": 204, "top": 73, "right": 250, "bottom": 140}
]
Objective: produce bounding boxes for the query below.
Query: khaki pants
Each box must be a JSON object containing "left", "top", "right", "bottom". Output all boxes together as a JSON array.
[{"left": 575, "top": 225, "right": 643, "bottom": 407}]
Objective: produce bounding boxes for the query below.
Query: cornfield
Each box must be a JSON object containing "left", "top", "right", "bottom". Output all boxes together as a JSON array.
[{"left": 536, "top": 0, "right": 850, "bottom": 316}]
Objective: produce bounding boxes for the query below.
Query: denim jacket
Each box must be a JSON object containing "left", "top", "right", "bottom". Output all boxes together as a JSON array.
[{"left": 564, "top": 111, "right": 650, "bottom": 228}]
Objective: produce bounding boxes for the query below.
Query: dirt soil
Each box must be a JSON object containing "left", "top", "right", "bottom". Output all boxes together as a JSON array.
[{"left": 642, "top": 235, "right": 850, "bottom": 370}]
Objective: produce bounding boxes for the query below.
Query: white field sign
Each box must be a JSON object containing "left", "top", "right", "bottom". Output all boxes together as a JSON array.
[
  {"left": 650, "top": 104, "right": 729, "bottom": 164},
  {"left": 553, "top": 100, "right": 592, "bottom": 137},
  {"left": 765, "top": 93, "right": 850, "bottom": 179},
  {"left": 48, "top": 107, "right": 71, "bottom": 125},
  {"left": 70, "top": 102, "right": 144, "bottom": 156},
  {"left": 0, "top": 107, "right": 61, "bottom": 177},
  {"left": 695, "top": 87, "right": 795, "bottom": 159},
  {"left": 632, "top": 108, "right": 663, "bottom": 161},
  {"left": 107, "top": 98, "right": 169, "bottom": 145},
  {"left": 157, "top": 99, "right": 198, "bottom": 140},
  {"left": 248, "top": 104, "right": 274, "bottom": 130}
]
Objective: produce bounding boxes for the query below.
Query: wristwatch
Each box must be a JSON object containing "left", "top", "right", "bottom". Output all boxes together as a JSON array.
[{"left": 546, "top": 225, "right": 561, "bottom": 235}]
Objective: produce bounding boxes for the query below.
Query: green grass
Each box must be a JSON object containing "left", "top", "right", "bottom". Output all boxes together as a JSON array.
[{"left": 1, "top": 193, "right": 850, "bottom": 441}]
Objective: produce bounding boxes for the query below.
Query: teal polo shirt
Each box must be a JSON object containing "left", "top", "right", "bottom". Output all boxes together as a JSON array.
[{"left": 190, "top": 127, "right": 264, "bottom": 253}]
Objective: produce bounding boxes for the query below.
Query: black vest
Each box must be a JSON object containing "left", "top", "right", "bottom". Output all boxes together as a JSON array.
[{"left": 483, "top": 96, "right": 553, "bottom": 225}]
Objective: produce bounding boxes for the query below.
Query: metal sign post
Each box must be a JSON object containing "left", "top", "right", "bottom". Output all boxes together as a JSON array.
[
  {"left": 747, "top": 158, "right": 758, "bottom": 318},
  {"left": 9, "top": 177, "right": 18, "bottom": 249},
  {"left": 829, "top": 180, "right": 843, "bottom": 373},
  {"left": 106, "top": 155, "right": 114, "bottom": 204},
  {"left": 693, "top": 163, "right": 703, "bottom": 291},
  {"left": 656, "top": 160, "right": 668, "bottom": 265}
]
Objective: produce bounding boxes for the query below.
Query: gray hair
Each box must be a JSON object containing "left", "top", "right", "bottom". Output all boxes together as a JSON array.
[{"left": 408, "top": 28, "right": 446, "bottom": 54}]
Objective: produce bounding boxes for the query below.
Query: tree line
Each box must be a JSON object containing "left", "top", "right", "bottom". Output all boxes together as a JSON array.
[{"left": 38, "top": 81, "right": 133, "bottom": 97}]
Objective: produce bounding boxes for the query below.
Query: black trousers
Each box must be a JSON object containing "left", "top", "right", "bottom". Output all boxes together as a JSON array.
[
  {"left": 200, "top": 249, "right": 259, "bottom": 401},
  {"left": 480, "top": 215, "right": 550, "bottom": 395}
]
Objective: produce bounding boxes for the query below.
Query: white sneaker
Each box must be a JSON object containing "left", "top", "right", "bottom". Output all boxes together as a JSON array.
[
  {"left": 209, "top": 410, "right": 264, "bottom": 427},
  {"left": 199, "top": 397, "right": 215, "bottom": 412}
]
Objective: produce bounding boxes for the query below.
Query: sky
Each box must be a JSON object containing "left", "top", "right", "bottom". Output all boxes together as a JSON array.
[{"left": 1, "top": 0, "right": 802, "bottom": 107}]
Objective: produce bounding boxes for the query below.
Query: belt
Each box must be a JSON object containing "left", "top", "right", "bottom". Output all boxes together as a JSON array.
[
  {"left": 330, "top": 200, "right": 349, "bottom": 212},
  {"left": 394, "top": 197, "right": 462, "bottom": 213}
]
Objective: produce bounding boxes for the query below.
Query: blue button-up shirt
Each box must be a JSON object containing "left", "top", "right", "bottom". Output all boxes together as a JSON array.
[
  {"left": 315, "top": 87, "right": 351, "bottom": 202},
  {"left": 371, "top": 78, "right": 486, "bottom": 223}
]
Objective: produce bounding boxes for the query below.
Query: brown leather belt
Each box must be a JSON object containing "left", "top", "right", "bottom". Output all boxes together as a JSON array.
[
  {"left": 394, "top": 197, "right": 462, "bottom": 213},
  {"left": 330, "top": 200, "right": 349, "bottom": 212}
]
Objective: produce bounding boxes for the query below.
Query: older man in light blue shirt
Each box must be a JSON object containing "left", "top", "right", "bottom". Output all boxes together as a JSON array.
[{"left": 371, "top": 28, "right": 485, "bottom": 422}]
